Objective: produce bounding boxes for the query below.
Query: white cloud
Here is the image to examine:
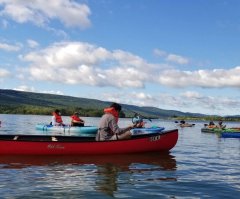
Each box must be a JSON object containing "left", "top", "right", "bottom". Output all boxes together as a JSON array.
[
  {"left": 154, "top": 48, "right": 190, "bottom": 65},
  {"left": 157, "top": 67, "right": 240, "bottom": 88},
  {"left": 153, "top": 48, "right": 167, "bottom": 57},
  {"left": 19, "top": 41, "right": 240, "bottom": 91},
  {"left": 22, "top": 41, "right": 159, "bottom": 88},
  {"left": 96, "top": 90, "right": 240, "bottom": 115},
  {"left": 166, "top": 54, "right": 189, "bottom": 65},
  {"left": 41, "top": 90, "right": 64, "bottom": 95},
  {"left": 0, "top": 68, "right": 10, "bottom": 77},
  {"left": 0, "top": 42, "right": 21, "bottom": 51},
  {"left": 180, "top": 91, "right": 202, "bottom": 99},
  {"left": 13, "top": 85, "right": 64, "bottom": 95},
  {"left": 27, "top": 39, "right": 39, "bottom": 48},
  {"left": 128, "top": 92, "right": 157, "bottom": 106},
  {"left": 98, "top": 91, "right": 157, "bottom": 107},
  {"left": 14, "top": 85, "right": 36, "bottom": 92},
  {"left": 0, "top": 0, "right": 91, "bottom": 28}
]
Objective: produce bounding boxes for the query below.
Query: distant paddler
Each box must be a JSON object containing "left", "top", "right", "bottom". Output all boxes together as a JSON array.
[
  {"left": 216, "top": 120, "right": 226, "bottom": 129},
  {"left": 204, "top": 120, "right": 226, "bottom": 129},
  {"left": 52, "top": 109, "right": 65, "bottom": 126},
  {"left": 70, "top": 112, "right": 85, "bottom": 127}
]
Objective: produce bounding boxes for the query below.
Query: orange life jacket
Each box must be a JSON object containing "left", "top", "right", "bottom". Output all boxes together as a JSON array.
[
  {"left": 104, "top": 107, "right": 119, "bottom": 123},
  {"left": 53, "top": 112, "right": 63, "bottom": 123},
  {"left": 208, "top": 125, "right": 216, "bottom": 128}
]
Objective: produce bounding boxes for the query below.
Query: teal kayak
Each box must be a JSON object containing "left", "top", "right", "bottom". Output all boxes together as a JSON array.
[
  {"left": 35, "top": 124, "right": 98, "bottom": 135},
  {"left": 36, "top": 124, "right": 165, "bottom": 137}
]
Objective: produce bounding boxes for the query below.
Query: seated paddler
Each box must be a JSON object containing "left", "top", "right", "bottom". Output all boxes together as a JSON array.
[
  {"left": 71, "top": 112, "right": 85, "bottom": 127},
  {"left": 52, "top": 109, "right": 65, "bottom": 126},
  {"left": 96, "top": 102, "right": 139, "bottom": 141}
]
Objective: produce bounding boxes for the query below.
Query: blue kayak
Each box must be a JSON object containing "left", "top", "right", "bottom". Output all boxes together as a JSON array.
[
  {"left": 35, "top": 124, "right": 98, "bottom": 135},
  {"left": 221, "top": 132, "right": 240, "bottom": 138},
  {"left": 131, "top": 127, "right": 165, "bottom": 135}
]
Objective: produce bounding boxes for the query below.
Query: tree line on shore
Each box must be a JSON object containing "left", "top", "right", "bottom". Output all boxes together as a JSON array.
[
  {"left": 0, "top": 105, "right": 126, "bottom": 118},
  {"left": 1, "top": 105, "right": 240, "bottom": 122}
]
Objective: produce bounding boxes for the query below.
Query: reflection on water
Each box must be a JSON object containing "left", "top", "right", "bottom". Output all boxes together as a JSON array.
[
  {"left": 94, "top": 152, "right": 176, "bottom": 197},
  {"left": 0, "top": 152, "right": 176, "bottom": 198},
  {"left": 0, "top": 152, "right": 176, "bottom": 168}
]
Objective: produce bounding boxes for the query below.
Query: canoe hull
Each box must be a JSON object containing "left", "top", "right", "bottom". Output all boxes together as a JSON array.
[{"left": 0, "top": 129, "right": 178, "bottom": 155}]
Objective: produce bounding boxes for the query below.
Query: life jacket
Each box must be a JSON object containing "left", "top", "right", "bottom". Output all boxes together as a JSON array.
[
  {"left": 71, "top": 115, "right": 81, "bottom": 122},
  {"left": 96, "top": 107, "right": 119, "bottom": 140},
  {"left": 104, "top": 107, "right": 119, "bottom": 123},
  {"left": 53, "top": 112, "right": 63, "bottom": 123},
  {"left": 208, "top": 125, "right": 216, "bottom": 128}
]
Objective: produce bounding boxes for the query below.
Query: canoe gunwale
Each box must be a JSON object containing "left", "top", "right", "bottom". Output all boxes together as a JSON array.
[{"left": 0, "top": 129, "right": 177, "bottom": 143}]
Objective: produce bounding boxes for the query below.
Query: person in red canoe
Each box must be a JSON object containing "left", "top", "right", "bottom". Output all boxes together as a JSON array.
[
  {"left": 51, "top": 109, "right": 65, "bottom": 126},
  {"left": 70, "top": 112, "right": 85, "bottom": 127},
  {"left": 96, "top": 103, "right": 140, "bottom": 141}
]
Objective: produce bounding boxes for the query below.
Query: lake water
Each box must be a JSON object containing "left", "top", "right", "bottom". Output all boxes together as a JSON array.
[{"left": 0, "top": 114, "right": 239, "bottom": 198}]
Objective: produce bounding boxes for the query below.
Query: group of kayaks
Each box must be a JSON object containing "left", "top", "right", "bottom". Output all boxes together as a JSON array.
[
  {"left": 201, "top": 126, "right": 240, "bottom": 138},
  {"left": 174, "top": 120, "right": 240, "bottom": 138}
]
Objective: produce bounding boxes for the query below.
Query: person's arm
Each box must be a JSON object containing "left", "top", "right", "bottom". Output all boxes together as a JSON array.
[
  {"left": 72, "top": 118, "right": 84, "bottom": 124},
  {"left": 108, "top": 117, "right": 135, "bottom": 135},
  {"left": 79, "top": 118, "right": 85, "bottom": 123},
  {"left": 121, "top": 123, "right": 140, "bottom": 133}
]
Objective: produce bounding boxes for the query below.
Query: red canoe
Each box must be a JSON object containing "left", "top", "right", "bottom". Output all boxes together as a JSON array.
[{"left": 0, "top": 129, "right": 178, "bottom": 155}]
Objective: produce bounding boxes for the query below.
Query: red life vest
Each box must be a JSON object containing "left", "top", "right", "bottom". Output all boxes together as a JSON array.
[
  {"left": 104, "top": 107, "right": 119, "bottom": 123},
  {"left": 53, "top": 112, "right": 63, "bottom": 123},
  {"left": 71, "top": 115, "right": 81, "bottom": 121}
]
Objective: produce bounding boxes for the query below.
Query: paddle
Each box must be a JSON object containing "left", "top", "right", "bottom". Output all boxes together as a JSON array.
[
  {"left": 121, "top": 106, "right": 152, "bottom": 123},
  {"left": 132, "top": 112, "right": 152, "bottom": 123}
]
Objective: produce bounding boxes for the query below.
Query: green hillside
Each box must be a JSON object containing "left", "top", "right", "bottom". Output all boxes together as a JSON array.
[
  {"left": 0, "top": 89, "right": 204, "bottom": 118},
  {"left": 0, "top": 89, "right": 109, "bottom": 116},
  {"left": 0, "top": 89, "right": 107, "bottom": 108}
]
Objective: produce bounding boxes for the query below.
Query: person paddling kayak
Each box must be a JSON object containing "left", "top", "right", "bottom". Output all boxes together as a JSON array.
[{"left": 51, "top": 109, "right": 65, "bottom": 126}]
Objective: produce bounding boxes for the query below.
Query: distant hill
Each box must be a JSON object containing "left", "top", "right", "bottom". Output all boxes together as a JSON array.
[
  {"left": 0, "top": 89, "right": 206, "bottom": 118},
  {"left": 0, "top": 89, "right": 109, "bottom": 109}
]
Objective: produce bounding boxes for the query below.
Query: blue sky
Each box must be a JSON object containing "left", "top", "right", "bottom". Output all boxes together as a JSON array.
[{"left": 1, "top": 0, "right": 240, "bottom": 116}]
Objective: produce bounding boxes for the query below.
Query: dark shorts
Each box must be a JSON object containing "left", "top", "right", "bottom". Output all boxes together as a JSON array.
[{"left": 72, "top": 123, "right": 84, "bottom": 127}]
